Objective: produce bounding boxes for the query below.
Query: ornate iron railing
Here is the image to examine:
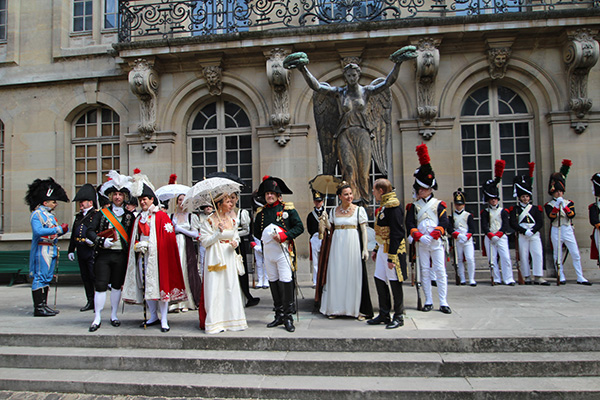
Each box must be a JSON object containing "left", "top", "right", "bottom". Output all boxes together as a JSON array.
[{"left": 118, "top": 0, "right": 600, "bottom": 42}]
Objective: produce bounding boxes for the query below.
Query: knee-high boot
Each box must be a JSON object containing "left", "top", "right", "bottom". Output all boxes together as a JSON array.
[
  {"left": 32, "top": 289, "right": 55, "bottom": 317},
  {"left": 367, "top": 278, "right": 391, "bottom": 325},
  {"left": 42, "top": 286, "right": 59, "bottom": 314},
  {"left": 282, "top": 281, "right": 295, "bottom": 333},
  {"left": 387, "top": 280, "right": 405, "bottom": 329},
  {"left": 267, "top": 281, "right": 284, "bottom": 328}
]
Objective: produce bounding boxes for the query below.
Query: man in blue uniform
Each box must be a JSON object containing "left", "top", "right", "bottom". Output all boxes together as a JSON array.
[{"left": 25, "top": 178, "right": 70, "bottom": 317}]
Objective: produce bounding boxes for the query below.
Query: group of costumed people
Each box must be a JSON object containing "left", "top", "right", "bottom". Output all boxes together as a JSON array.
[{"left": 25, "top": 143, "right": 598, "bottom": 332}]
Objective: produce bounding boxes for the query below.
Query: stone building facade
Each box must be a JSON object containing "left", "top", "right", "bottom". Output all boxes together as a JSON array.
[{"left": 0, "top": 1, "right": 599, "bottom": 265}]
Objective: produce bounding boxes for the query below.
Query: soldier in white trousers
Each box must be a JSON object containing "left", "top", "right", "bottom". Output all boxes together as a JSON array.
[
  {"left": 480, "top": 160, "right": 515, "bottom": 286},
  {"left": 588, "top": 173, "right": 600, "bottom": 267},
  {"left": 450, "top": 189, "right": 477, "bottom": 286},
  {"left": 406, "top": 144, "right": 451, "bottom": 314},
  {"left": 544, "top": 160, "right": 591, "bottom": 285},
  {"left": 509, "top": 164, "right": 548, "bottom": 285},
  {"left": 306, "top": 191, "right": 325, "bottom": 288}
]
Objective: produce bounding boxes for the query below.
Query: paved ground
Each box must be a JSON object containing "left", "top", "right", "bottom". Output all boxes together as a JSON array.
[{"left": 2, "top": 257, "right": 600, "bottom": 340}]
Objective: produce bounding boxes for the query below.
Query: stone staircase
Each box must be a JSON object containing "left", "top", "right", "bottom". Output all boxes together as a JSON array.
[{"left": 1, "top": 333, "right": 600, "bottom": 399}]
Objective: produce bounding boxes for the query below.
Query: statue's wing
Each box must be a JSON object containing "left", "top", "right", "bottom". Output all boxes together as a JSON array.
[
  {"left": 366, "top": 77, "right": 391, "bottom": 177},
  {"left": 313, "top": 89, "right": 340, "bottom": 175}
]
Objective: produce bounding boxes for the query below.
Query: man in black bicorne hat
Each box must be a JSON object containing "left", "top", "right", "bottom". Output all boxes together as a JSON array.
[
  {"left": 68, "top": 183, "right": 99, "bottom": 311},
  {"left": 254, "top": 176, "right": 304, "bottom": 332},
  {"left": 306, "top": 190, "right": 325, "bottom": 288},
  {"left": 25, "top": 177, "right": 70, "bottom": 317}
]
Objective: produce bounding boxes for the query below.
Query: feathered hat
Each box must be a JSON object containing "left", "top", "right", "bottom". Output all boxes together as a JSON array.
[
  {"left": 72, "top": 183, "right": 98, "bottom": 208},
  {"left": 25, "top": 177, "right": 69, "bottom": 211},
  {"left": 130, "top": 168, "right": 159, "bottom": 206},
  {"left": 413, "top": 144, "right": 437, "bottom": 191},
  {"left": 102, "top": 170, "right": 133, "bottom": 200},
  {"left": 548, "top": 159, "right": 571, "bottom": 195},
  {"left": 482, "top": 159, "right": 505, "bottom": 201},
  {"left": 513, "top": 162, "right": 535, "bottom": 198},
  {"left": 592, "top": 172, "right": 600, "bottom": 197},
  {"left": 257, "top": 175, "right": 293, "bottom": 196},
  {"left": 168, "top": 174, "right": 177, "bottom": 185},
  {"left": 453, "top": 188, "right": 466, "bottom": 205}
]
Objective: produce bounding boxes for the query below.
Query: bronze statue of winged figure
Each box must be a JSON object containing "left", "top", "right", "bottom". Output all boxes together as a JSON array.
[{"left": 284, "top": 47, "right": 417, "bottom": 202}]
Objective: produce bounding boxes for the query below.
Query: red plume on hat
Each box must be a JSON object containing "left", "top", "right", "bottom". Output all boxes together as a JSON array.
[
  {"left": 559, "top": 159, "right": 572, "bottom": 178},
  {"left": 133, "top": 168, "right": 141, "bottom": 174},
  {"left": 416, "top": 144, "right": 430, "bottom": 166},
  {"left": 262, "top": 175, "right": 271, "bottom": 182},
  {"left": 494, "top": 159, "right": 506, "bottom": 184},
  {"left": 528, "top": 162, "right": 535, "bottom": 179},
  {"left": 169, "top": 174, "right": 177, "bottom": 184},
  {"left": 413, "top": 143, "right": 437, "bottom": 191}
]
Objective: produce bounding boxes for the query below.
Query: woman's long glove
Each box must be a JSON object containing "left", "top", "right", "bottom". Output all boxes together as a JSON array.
[{"left": 360, "top": 222, "right": 369, "bottom": 261}]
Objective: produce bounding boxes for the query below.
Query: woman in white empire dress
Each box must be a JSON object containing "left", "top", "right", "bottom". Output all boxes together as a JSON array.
[
  {"left": 199, "top": 193, "right": 247, "bottom": 334},
  {"left": 320, "top": 183, "right": 371, "bottom": 319},
  {"left": 169, "top": 193, "right": 201, "bottom": 312}
]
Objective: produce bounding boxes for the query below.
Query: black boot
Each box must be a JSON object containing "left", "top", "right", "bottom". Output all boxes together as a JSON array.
[
  {"left": 386, "top": 281, "right": 405, "bottom": 329},
  {"left": 81, "top": 281, "right": 95, "bottom": 311},
  {"left": 42, "top": 287, "right": 59, "bottom": 315},
  {"left": 367, "top": 278, "right": 391, "bottom": 325},
  {"left": 32, "top": 289, "right": 55, "bottom": 317},
  {"left": 267, "top": 281, "right": 284, "bottom": 328},
  {"left": 282, "top": 281, "right": 295, "bottom": 333}
]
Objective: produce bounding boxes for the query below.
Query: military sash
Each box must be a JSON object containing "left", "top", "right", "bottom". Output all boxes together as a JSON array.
[{"left": 101, "top": 208, "right": 130, "bottom": 245}]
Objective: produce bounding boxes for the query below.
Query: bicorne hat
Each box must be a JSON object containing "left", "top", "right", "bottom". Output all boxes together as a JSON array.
[
  {"left": 25, "top": 177, "right": 69, "bottom": 211},
  {"left": 257, "top": 175, "right": 293, "bottom": 196}
]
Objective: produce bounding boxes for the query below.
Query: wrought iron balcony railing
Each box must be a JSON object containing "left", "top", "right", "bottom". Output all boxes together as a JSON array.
[{"left": 118, "top": 0, "right": 600, "bottom": 42}]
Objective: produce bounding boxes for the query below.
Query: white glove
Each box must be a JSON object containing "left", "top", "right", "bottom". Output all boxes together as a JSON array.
[
  {"left": 407, "top": 235, "right": 414, "bottom": 245},
  {"left": 68, "top": 253, "right": 75, "bottom": 262},
  {"left": 134, "top": 241, "right": 149, "bottom": 254},
  {"left": 85, "top": 238, "right": 94, "bottom": 246},
  {"left": 525, "top": 229, "right": 534, "bottom": 237},
  {"left": 555, "top": 197, "right": 564, "bottom": 207},
  {"left": 103, "top": 238, "right": 114, "bottom": 249},
  {"left": 458, "top": 233, "right": 468, "bottom": 244},
  {"left": 419, "top": 234, "right": 432, "bottom": 246},
  {"left": 491, "top": 235, "right": 500, "bottom": 244},
  {"left": 361, "top": 248, "right": 369, "bottom": 261}
]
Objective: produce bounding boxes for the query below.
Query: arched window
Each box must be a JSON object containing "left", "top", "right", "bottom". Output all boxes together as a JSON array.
[
  {"left": 460, "top": 85, "right": 533, "bottom": 249},
  {"left": 72, "top": 106, "right": 120, "bottom": 191},
  {"left": 188, "top": 99, "right": 253, "bottom": 209},
  {"left": 0, "top": 119, "right": 4, "bottom": 232}
]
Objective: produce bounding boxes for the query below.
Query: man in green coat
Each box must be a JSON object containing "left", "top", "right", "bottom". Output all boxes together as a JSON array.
[{"left": 254, "top": 176, "right": 304, "bottom": 332}]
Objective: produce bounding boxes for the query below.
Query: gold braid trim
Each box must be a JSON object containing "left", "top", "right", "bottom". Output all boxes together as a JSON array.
[
  {"left": 207, "top": 263, "right": 227, "bottom": 272},
  {"left": 388, "top": 238, "right": 407, "bottom": 282},
  {"left": 381, "top": 192, "right": 400, "bottom": 208},
  {"left": 283, "top": 202, "right": 295, "bottom": 210}
]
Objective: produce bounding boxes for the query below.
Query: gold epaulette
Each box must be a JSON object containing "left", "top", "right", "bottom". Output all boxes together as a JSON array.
[
  {"left": 256, "top": 206, "right": 264, "bottom": 213},
  {"left": 381, "top": 192, "right": 400, "bottom": 208},
  {"left": 283, "top": 202, "right": 295, "bottom": 210}
]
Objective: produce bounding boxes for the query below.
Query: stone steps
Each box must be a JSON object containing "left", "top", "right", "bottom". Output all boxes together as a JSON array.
[{"left": 1, "top": 333, "right": 600, "bottom": 398}]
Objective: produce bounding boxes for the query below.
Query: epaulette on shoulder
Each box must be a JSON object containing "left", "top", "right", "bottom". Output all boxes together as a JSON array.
[
  {"left": 538, "top": 205, "right": 543, "bottom": 212},
  {"left": 283, "top": 202, "right": 295, "bottom": 210},
  {"left": 440, "top": 201, "right": 447, "bottom": 208},
  {"left": 508, "top": 206, "right": 514, "bottom": 212},
  {"left": 256, "top": 206, "right": 264, "bottom": 214}
]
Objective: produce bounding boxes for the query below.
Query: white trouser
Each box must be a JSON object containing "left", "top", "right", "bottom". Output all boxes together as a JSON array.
[
  {"left": 518, "top": 232, "right": 544, "bottom": 277},
  {"left": 263, "top": 241, "right": 293, "bottom": 283},
  {"left": 254, "top": 247, "right": 268, "bottom": 287},
  {"left": 551, "top": 225, "right": 586, "bottom": 282},
  {"left": 374, "top": 246, "right": 399, "bottom": 282},
  {"left": 484, "top": 235, "right": 515, "bottom": 284},
  {"left": 310, "top": 233, "right": 322, "bottom": 285},
  {"left": 595, "top": 229, "right": 600, "bottom": 264},
  {"left": 418, "top": 239, "right": 448, "bottom": 307},
  {"left": 456, "top": 239, "right": 476, "bottom": 284}
]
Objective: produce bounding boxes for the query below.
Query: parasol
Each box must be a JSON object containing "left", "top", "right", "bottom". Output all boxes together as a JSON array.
[
  {"left": 206, "top": 171, "right": 245, "bottom": 188},
  {"left": 183, "top": 177, "right": 243, "bottom": 211},
  {"left": 155, "top": 184, "right": 191, "bottom": 202},
  {"left": 308, "top": 174, "right": 342, "bottom": 197}
]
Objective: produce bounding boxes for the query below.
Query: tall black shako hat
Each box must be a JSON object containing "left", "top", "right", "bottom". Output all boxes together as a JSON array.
[
  {"left": 453, "top": 188, "right": 466, "bottom": 205},
  {"left": 548, "top": 159, "right": 572, "bottom": 195},
  {"left": 257, "top": 175, "right": 293, "bottom": 196},
  {"left": 482, "top": 159, "right": 506, "bottom": 202},
  {"left": 413, "top": 144, "right": 437, "bottom": 191},
  {"left": 73, "top": 183, "right": 98, "bottom": 208},
  {"left": 592, "top": 172, "right": 600, "bottom": 197},
  {"left": 25, "top": 177, "right": 69, "bottom": 211},
  {"left": 513, "top": 162, "right": 535, "bottom": 198}
]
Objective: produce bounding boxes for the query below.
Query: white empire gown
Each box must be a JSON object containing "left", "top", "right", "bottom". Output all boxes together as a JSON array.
[
  {"left": 320, "top": 206, "right": 367, "bottom": 318},
  {"left": 200, "top": 217, "right": 247, "bottom": 334}
]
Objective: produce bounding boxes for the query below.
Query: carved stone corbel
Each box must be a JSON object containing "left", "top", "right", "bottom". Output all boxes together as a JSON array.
[
  {"left": 266, "top": 48, "right": 291, "bottom": 145},
  {"left": 487, "top": 47, "right": 511, "bottom": 80},
  {"left": 415, "top": 38, "right": 441, "bottom": 140},
  {"left": 202, "top": 65, "right": 223, "bottom": 96},
  {"left": 564, "top": 29, "right": 599, "bottom": 133},
  {"left": 128, "top": 58, "right": 159, "bottom": 152}
]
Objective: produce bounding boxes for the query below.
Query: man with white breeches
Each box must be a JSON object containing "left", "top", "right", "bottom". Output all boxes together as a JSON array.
[
  {"left": 449, "top": 189, "right": 477, "bottom": 286},
  {"left": 306, "top": 191, "right": 325, "bottom": 288},
  {"left": 406, "top": 144, "right": 451, "bottom": 314}
]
